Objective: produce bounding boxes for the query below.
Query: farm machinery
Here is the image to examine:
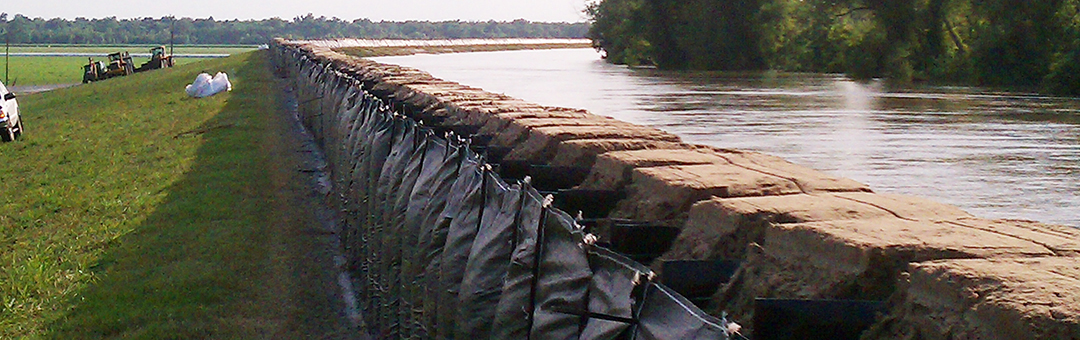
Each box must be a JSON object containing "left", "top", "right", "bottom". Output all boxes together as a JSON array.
[
  {"left": 83, "top": 46, "right": 174, "bottom": 83},
  {"left": 83, "top": 51, "right": 135, "bottom": 83},
  {"left": 135, "top": 46, "right": 175, "bottom": 72}
]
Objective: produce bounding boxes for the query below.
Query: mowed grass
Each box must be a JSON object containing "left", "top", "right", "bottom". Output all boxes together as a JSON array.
[
  {"left": 2, "top": 56, "right": 213, "bottom": 86},
  {"left": 1, "top": 57, "right": 86, "bottom": 86},
  {"left": 8, "top": 45, "right": 257, "bottom": 55},
  {"left": 1, "top": 51, "right": 292, "bottom": 338}
]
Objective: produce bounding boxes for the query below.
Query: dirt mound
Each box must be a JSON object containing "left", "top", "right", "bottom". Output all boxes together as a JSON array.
[{"left": 866, "top": 257, "right": 1080, "bottom": 340}]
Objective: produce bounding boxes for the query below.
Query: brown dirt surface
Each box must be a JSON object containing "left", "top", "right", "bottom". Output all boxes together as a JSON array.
[
  {"left": 550, "top": 139, "right": 688, "bottom": 167},
  {"left": 773, "top": 219, "right": 1058, "bottom": 261},
  {"left": 487, "top": 117, "right": 644, "bottom": 148},
  {"left": 662, "top": 192, "right": 976, "bottom": 261},
  {"left": 577, "top": 149, "right": 727, "bottom": 190},
  {"left": 865, "top": 257, "right": 1080, "bottom": 340},
  {"left": 611, "top": 164, "right": 804, "bottom": 221},
  {"left": 830, "top": 192, "right": 974, "bottom": 221},
  {"left": 945, "top": 217, "right": 1080, "bottom": 256},
  {"left": 697, "top": 147, "right": 872, "bottom": 193},
  {"left": 663, "top": 194, "right": 894, "bottom": 261},
  {"left": 502, "top": 125, "right": 682, "bottom": 163},
  {"left": 711, "top": 216, "right": 1069, "bottom": 334}
]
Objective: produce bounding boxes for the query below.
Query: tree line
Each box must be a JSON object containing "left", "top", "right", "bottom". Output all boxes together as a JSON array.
[
  {"left": 0, "top": 13, "right": 589, "bottom": 45},
  {"left": 586, "top": 0, "right": 1080, "bottom": 95}
]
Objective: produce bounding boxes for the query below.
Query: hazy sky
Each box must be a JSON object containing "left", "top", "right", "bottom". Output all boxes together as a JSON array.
[{"left": 3, "top": 0, "right": 592, "bottom": 23}]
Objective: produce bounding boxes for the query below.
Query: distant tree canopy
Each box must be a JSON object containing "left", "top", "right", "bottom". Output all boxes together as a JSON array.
[
  {"left": 0, "top": 13, "right": 589, "bottom": 45},
  {"left": 586, "top": 0, "right": 1080, "bottom": 95}
]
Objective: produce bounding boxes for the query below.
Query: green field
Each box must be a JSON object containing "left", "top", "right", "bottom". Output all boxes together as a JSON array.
[
  {"left": 6, "top": 45, "right": 258, "bottom": 55},
  {"left": 0, "top": 51, "right": 337, "bottom": 339},
  {"left": 1, "top": 45, "right": 256, "bottom": 86},
  {"left": 1, "top": 56, "right": 209, "bottom": 86}
]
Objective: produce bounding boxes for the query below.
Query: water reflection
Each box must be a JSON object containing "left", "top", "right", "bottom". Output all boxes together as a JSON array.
[{"left": 374, "top": 49, "right": 1080, "bottom": 227}]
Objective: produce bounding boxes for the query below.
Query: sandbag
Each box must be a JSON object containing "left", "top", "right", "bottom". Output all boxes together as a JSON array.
[{"left": 185, "top": 72, "right": 232, "bottom": 98}]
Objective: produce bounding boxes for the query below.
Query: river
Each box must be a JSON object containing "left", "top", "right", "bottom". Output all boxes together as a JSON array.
[{"left": 373, "top": 48, "right": 1080, "bottom": 228}]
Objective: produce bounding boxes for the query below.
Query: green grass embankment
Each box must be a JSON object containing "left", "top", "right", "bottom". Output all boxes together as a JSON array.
[{"left": 1, "top": 51, "right": 299, "bottom": 338}]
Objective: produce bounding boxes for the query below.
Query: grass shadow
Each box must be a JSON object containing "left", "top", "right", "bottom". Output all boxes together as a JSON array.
[{"left": 7, "top": 51, "right": 354, "bottom": 339}]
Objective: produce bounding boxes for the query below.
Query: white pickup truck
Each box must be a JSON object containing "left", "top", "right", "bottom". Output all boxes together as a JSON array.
[{"left": 1, "top": 80, "right": 23, "bottom": 142}]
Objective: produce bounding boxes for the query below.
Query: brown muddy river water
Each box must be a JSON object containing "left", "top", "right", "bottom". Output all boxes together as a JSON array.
[{"left": 373, "top": 48, "right": 1080, "bottom": 227}]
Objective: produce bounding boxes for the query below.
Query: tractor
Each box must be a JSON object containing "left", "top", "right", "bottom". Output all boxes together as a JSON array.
[
  {"left": 135, "top": 46, "right": 175, "bottom": 73},
  {"left": 82, "top": 59, "right": 107, "bottom": 83},
  {"left": 83, "top": 51, "right": 135, "bottom": 83}
]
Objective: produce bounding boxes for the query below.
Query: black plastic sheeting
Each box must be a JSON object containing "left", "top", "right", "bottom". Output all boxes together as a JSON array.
[
  {"left": 277, "top": 44, "right": 734, "bottom": 340},
  {"left": 753, "top": 299, "right": 885, "bottom": 340}
]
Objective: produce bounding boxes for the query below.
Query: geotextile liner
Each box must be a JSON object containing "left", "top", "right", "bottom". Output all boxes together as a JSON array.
[{"left": 276, "top": 42, "right": 733, "bottom": 340}]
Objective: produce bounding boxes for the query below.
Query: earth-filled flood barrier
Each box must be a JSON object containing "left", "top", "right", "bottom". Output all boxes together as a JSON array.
[
  {"left": 273, "top": 41, "right": 737, "bottom": 340},
  {"left": 272, "top": 39, "right": 1080, "bottom": 340}
]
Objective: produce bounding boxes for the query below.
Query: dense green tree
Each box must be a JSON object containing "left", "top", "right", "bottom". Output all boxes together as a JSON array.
[
  {"left": 585, "top": 0, "right": 1080, "bottom": 95},
  {"left": 969, "top": 0, "right": 1070, "bottom": 86},
  {"left": 658, "top": 0, "right": 766, "bottom": 70},
  {"left": 586, "top": 0, "right": 653, "bottom": 65},
  {"left": 0, "top": 14, "right": 589, "bottom": 45},
  {"left": 1043, "top": 0, "right": 1080, "bottom": 95},
  {"left": 587, "top": 0, "right": 765, "bottom": 69}
]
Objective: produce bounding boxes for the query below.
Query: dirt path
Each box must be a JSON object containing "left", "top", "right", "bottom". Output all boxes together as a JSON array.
[
  {"left": 11, "top": 84, "right": 79, "bottom": 94},
  {"left": 258, "top": 63, "right": 369, "bottom": 339}
]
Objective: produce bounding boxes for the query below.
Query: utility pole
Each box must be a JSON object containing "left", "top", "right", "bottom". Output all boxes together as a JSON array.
[
  {"left": 169, "top": 16, "right": 175, "bottom": 56},
  {"left": 5, "top": 23, "right": 9, "bottom": 85},
  {"left": 4, "top": 21, "right": 8, "bottom": 85}
]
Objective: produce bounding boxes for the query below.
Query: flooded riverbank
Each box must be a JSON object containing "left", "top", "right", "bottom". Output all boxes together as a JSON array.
[{"left": 374, "top": 49, "right": 1080, "bottom": 227}]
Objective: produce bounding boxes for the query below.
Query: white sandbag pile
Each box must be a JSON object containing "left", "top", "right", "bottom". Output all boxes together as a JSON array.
[{"left": 185, "top": 72, "right": 232, "bottom": 98}]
